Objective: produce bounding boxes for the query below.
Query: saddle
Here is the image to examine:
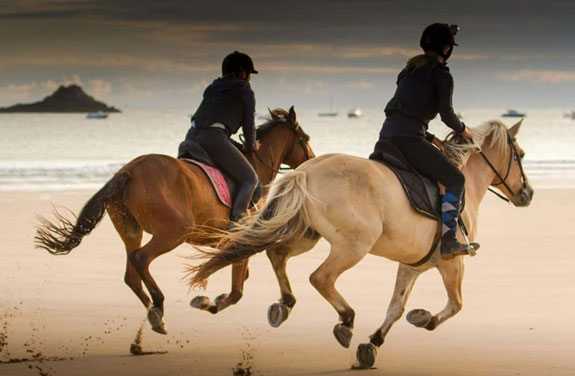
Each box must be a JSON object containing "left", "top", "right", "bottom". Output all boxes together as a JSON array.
[
  {"left": 369, "top": 141, "right": 472, "bottom": 266},
  {"left": 369, "top": 140, "right": 440, "bottom": 220},
  {"left": 177, "top": 140, "right": 262, "bottom": 209}
]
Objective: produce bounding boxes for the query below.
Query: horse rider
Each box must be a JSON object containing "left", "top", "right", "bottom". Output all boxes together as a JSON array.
[
  {"left": 376, "top": 23, "right": 479, "bottom": 259},
  {"left": 184, "top": 51, "right": 260, "bottom": 222}
]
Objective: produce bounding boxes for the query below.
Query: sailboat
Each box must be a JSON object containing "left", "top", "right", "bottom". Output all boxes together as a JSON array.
[{"left": 318, "top": 95, "right": 338, "bottom": 117}]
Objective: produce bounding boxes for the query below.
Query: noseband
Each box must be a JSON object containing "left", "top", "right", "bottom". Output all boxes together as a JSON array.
[{"left": 478, "top": 132, "right": 527, "bottom": 202}]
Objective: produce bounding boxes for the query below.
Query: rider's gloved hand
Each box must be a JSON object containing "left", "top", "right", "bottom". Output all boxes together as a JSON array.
[{"left": 460, "top": 125, "right": 473, "bottom": 141}]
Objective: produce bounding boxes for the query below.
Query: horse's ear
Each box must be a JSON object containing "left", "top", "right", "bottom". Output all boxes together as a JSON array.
[
  {"left": 508, "top": 118, "right": 524, "bottom": 137},
  {"left": 268, "top": 107, "right": 278, "bottom": 120},
  {"left": 288, "top": 106, "right": 296, "bottom": 124}
]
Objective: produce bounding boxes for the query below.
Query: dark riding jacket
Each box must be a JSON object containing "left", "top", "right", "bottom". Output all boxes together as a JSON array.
[
  {"left": 379, "top": 54, "right": 465, "bottom": 141},
  {"left": 190, "top": 78, "right": 257, "bottom": 152}
]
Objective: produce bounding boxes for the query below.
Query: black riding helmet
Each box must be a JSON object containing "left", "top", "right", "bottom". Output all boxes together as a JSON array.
[
  {"left": 420, "top": 24, "right": 459, "bottom": 61},
  {"left": 222, "top": 51, "right": 258, "bottom": 76}
]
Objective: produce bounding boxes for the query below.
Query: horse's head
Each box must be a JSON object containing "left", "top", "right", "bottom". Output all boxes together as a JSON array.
[
  {"left": 257, "top": 106, "right": 315, "bottom": 169},
  {"left": 446, "top": 119, "right": 534, "bottom": 207}
]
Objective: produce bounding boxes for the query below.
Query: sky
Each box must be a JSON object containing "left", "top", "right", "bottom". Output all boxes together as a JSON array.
[{"left": 1, "top": 0, "right": 574, "bottom": 111}]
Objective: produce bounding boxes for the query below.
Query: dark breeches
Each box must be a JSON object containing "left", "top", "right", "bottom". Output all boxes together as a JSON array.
[
  {"left": 187, "top": 127, "right": 258, "bottom": 218},
  {"left": 386, "top": 137, "right": 464, "bottom": 188}
]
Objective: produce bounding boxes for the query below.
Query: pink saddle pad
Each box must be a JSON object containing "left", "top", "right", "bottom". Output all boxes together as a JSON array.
[{"left": 180, "top": 158, "right": 232, "bottom": 208}]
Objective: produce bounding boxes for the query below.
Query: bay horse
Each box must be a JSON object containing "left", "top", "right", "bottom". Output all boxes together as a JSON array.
[
  {"left": 35, "top": 107, "right": 314, "bottom": 335},
  {"left": 187, "top": 119, "right": 533, "bottom": 368}
]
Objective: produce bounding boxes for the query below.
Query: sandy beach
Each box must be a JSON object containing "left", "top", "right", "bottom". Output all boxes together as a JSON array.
[{"left": 1, "top": 186, "right": 574, "bottom": 376}]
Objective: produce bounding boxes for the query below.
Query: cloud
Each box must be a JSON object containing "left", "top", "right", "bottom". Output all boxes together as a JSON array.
[
  {"left": 261, "top": 64, "right": 396, "bottom": 74},
  {"left": 63, "top": 74, "right": 83, "bottom": 86},
  {"left": 498, "top": 69, "right": 575, "bottom": 83},
  {"left": 0, "top": 54, "right": 218, "bottom": 74},
  {"left": 4, "top": 83, "right": 37, "bottom": 92},
  {"left": 342, "top": 80, "right": 376, "bottom": 90},
  {"left": 451, "top": 54, "right": 488, "bottom": 61},
  {"left": 333, "top": 47, "right": 419, "bottom": 59},
  {"left": 0, "top": 82, "right": 37, "bottom": 102},
  {"left": 40, "top": 75, "right": 84, "bottom": 94},
  {"left": 42, "top": 80, "right": 60, "bottom": 91},
  {"left": 89, "top": 79, "right": 112, "bottom": 98}
]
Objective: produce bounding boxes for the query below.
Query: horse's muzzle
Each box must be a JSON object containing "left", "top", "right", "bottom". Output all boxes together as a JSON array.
[{"left": 513, "top": 183, "right": 534, "bottom": 207}]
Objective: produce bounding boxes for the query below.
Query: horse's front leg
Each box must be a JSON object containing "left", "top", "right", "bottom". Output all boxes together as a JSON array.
[
  {"left": 355, "top": 264, "right": 422, "bottom": 368},
  {"left": 190, "top": 259, "right": 249, "bottom": 314},
  {"left": 406, "top": 257, "right": 464, "bottom": 330}
]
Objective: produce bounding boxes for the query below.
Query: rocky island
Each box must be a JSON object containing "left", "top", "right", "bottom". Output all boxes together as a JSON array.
[{"left": 0, "top": 85, "right": 120, "bottom": 113}]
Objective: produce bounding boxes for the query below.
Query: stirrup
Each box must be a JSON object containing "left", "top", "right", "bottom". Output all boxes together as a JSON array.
[{"left": 440, "top": 240, "right": 479, "bottom": 260}]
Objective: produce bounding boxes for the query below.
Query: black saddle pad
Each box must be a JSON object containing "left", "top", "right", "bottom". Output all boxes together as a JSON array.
[
  {"left": 177, "top": 140, "right": 262, "bottom": 207},
  {"left": 369, "top": 140, "right": 440, "bottom": 219}
]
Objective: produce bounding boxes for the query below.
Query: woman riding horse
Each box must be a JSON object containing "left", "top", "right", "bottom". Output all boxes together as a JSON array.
[
  {"left": 184, "top": 51, "right": 261, "bottom": 222},
  {"left": 35, "top": 107, "right": 314, "bottom": 335},
  {"left": 377, "top": 23, "right": 478, "bottom": 258}
]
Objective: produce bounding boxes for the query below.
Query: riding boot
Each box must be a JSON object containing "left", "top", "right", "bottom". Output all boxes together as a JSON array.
[
  {"left": 440, "top": 186, "right": 479, "bottom": 260},
  {"left": 230, "top": 182, "right": 257, "bottom": 223}
]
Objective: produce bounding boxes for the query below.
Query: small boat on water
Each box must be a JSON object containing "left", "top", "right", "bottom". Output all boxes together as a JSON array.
[
  {"left": 502, "top": 109, "right": 526, "bottom": 117},
  {"left": 347, "top": 108, "right": 362, "bottom": 118},
  {"left": 87, "top": 111, "right": 108, "bottom": 119},
  {"left": 318, "top": 95, "right": 338, "bottom": 117},
  {"left": 563, "top": 110, "right": 575, "bottom": 120}
]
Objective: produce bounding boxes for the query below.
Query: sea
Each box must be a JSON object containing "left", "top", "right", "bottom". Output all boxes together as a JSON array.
[{"left": 1, "top": 108, "right": 574, "bottom": 191}]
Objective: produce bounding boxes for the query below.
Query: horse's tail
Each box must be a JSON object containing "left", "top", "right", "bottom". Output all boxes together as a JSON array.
[
  {"left": 35, "top": 172, "right": 131, "bottom": 255},
  {"left": 187, "top": 170, "right": 316, "bottom": 288}
]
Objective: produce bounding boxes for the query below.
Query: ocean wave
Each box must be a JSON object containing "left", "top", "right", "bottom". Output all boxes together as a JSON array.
[
  {"left": 1, "top": 159, "right": 575, "bottom": 191},
  {"left": 0, "top": 162, "right": 124, "bottom": 191}
]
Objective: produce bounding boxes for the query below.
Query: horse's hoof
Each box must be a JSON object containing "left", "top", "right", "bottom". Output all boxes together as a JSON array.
[
  {"left": 214, "top": 293, "right": 229, "bottom": 304},
  {"left": 355, "top": 343, "right": 377, "bottom": 369},
  {"left": 406, "top": 309, "right": 432, "bottom": 328},
  {"left": 147, "top": 307, "right": 167, "bottom": 335},
  {"left": 267, "top": 303, "right": 290, "bottom": 328},
  {"left": 190, "top": 296, "right": 212, "bottom": 311},
  {"left": 333, "top": 323, "right": 353, "bottom": 348}
]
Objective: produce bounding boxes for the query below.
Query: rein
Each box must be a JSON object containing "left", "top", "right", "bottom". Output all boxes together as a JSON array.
[
  {"left": 250, "top": 122, "right": 311, "bottom": 174},
  {"left": 477, "top": 133, "right": 526, "bottom": 203}
]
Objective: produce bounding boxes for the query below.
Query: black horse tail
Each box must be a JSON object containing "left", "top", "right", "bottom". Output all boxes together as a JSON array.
[{"left": 35, "top": 172, "right": 131, "bottom": 255}]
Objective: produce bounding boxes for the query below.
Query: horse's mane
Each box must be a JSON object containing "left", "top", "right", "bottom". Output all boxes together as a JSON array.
[
  {"left": 256, "top": 108, "right": 310, "bottom": 141},
  {"left": 256, "top": 108, "right": 290, "bottom": 139},
  {"left": 443, "top": 120, "right": 510, "bottom": 167}
]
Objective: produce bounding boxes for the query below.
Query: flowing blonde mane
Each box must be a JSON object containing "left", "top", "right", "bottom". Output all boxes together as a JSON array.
[{"left": 443, "top": 120, "right": 510, "bottom": 167}]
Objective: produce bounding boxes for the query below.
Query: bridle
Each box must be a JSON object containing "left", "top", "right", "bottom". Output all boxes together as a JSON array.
[
  {"left": 478, "top": 132, "right": 527, "bottom": 203},
  {"left": 250, "top": 121, "right": 312, "bottom": 174}
]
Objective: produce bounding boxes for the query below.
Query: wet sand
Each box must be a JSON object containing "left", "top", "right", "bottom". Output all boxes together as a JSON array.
[{"left": 1, "top": 187, "right": 574, "bottom": 376}]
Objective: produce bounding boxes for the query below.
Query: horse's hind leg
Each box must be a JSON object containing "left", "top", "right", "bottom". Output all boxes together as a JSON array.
[
  {"left": 355, "top": 264, "right": 421, "bottom": 368},
  {"left": 190, "top": 259, "right": 250, "bottom": 314},
  {"left": 130, "top": 233, "right": 185, "bottom": 335},
  {"left": 309, "top": 241, "right": 370, "bottom": 348},
  {"left": 266, "top": 249, "right": 295, "bottom": 328},
  {"left": 407, "top": 257, "right": 463, "bottom": 331},
  {"left": 266, "top": 236, "right": 320, "bottom": 327},
  {"left": 107, "top": 204, "right": 151, "bottom": 308}
]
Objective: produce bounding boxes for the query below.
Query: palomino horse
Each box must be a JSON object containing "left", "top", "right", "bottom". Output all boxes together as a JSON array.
[
  {"left": 35, "top": 107, "right": 314, "bottom": 335},
  {"left": 188, "top": 119, "right": 533, "bottom": 368}
]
